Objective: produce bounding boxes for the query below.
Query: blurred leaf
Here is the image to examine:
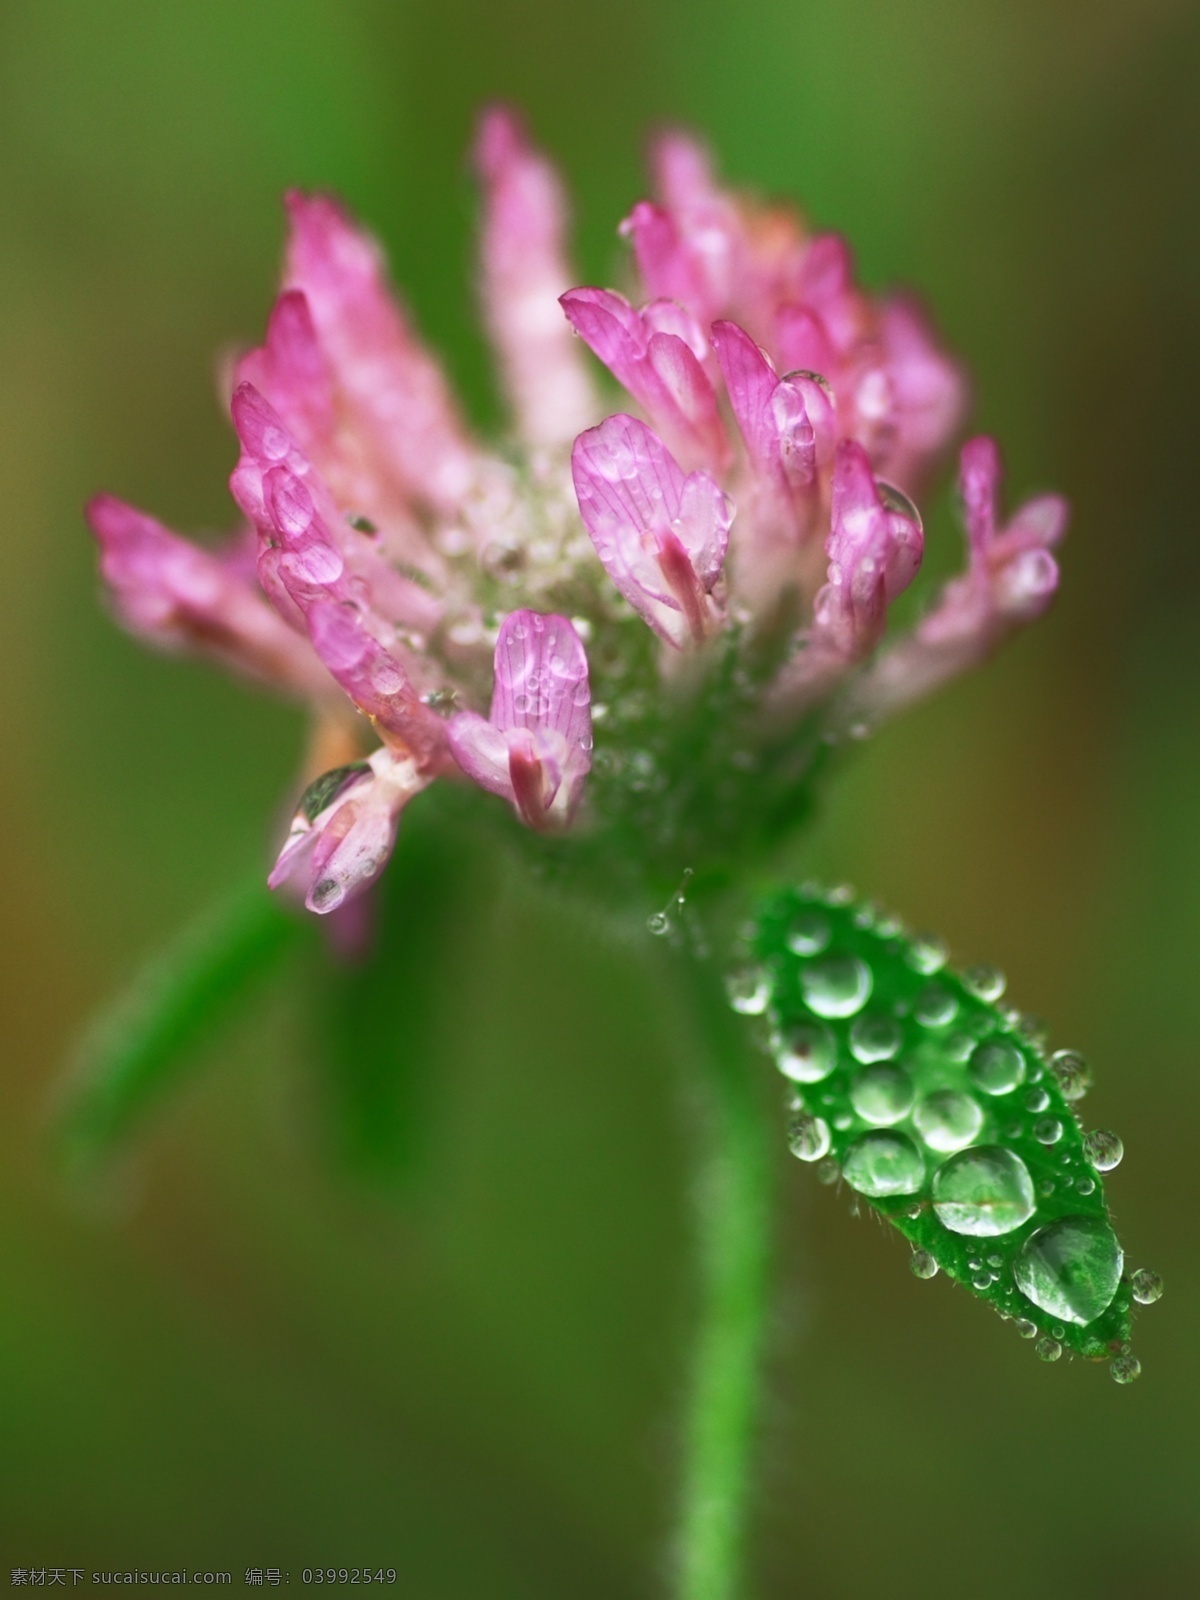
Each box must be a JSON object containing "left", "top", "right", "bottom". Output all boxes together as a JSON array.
[
  {"left": 750, "top": 884, "right": 1139, "bottom": 1367},
  {"left": 57, "top": 874, "right": 306, "bottom": 1170},
  {"left": 308, "top": 793, "right": 485, "bottom": 1193}
]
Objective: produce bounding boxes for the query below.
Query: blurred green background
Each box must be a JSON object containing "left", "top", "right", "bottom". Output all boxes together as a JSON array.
[{"left": 2, "top": 0, "right": 1198, "bottom": 1591}]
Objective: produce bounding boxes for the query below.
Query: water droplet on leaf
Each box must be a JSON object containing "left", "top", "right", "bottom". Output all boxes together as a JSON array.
[
  {"left": 913, "top": 1089, "right": 984, "bottom": 1153},
  {"left": 787, "top": 1113, "right": 832, "bottom": 1163},
  {"left": 801, "top": 955, "right": 872, "bottom": 1019},
  {"left": 850, "top": 1064, "right": 915, "bottom": 1126},
  {"left": 842, "top": 1130, "right": 925, "bottom": 1198},
  {"left": 1082, "top": 1129, "right": 1123, "bottom": 1172},
  {"left": 786, "top": 910, "right": 831, "bottom": 956},
  {"left": 968, "top": 1039, "right": 1026, "bottom": 1096},
  {"left": 849, "top": 1012, "right": 903, "bottom": 1063},
  {"left": 1050, "top": 1049, "right": 1092, "bottom": 1101},
  {"left": 1014, "top": 1215, "right": 1123, "bottom": 1325},
  {"left": 932, "top": 1145, "right": 1036, "bottom": 1236},
  {"left": 906, "top": 934, "right": 947, "bottom": 976},
  {"left": 1036, "top": 1337, "right": 1062, "bottom": 1362},
  {"left": 1110, "top": 1354, "right": 1141, "bottom": 1385},
  {"left": 914, "top": 984, "right": 958, "bottom": 1027},
  {"left": 963, "top": 964, "right": 1006, "bottom": 1002},
  {"left": 776, "top": 1020, "right": 838, "bottom": 1083},
  {"left": 910, "top": 1249, "right": 938, "bottom": 1279},
  {"left": 727, "top": 967, "right": 769, "bottom": 1015},
  {"left": 1130, "top": 1268, "right": 1163, "bottom": 1305},
  {"left": 1034, "top": 1117, "right": 1064, "bottom": 1145}
]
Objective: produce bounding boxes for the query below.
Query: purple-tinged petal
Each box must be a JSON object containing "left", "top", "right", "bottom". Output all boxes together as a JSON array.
[
  {"left": 283, "top": 191, "right": 478, "bottom": 514},
  {"left": 842, "top": 437, "right": 1068, "bottom": 724},
  {"left": 448, "top": 610, "right": 591, "bottom": 829},
  {"left": 86, "top": 494, "right": 329, "bottom": 698},
  {"left": 571, "top": 414, "right": 732, "bottom": 649},
  {"left": 235, "top": 289, "right": 333, "bottom": 463},
  {"left": 269, "top": 746, "right": 429, "bottom": 915},
  {"left": 230, "top": 385, "right": 448, "bottom": 764},
  {"left": 712, "top": 319, "right": 833, "bottom": 498},
  {"left": 474, "top": 106, "right": 597, "bottom": 446},
  {"left": 875, "top": 296, "right": 967, "bottom": 490},
  {"left": 560, "top": 287, "right": 727, "bottom": 471}
]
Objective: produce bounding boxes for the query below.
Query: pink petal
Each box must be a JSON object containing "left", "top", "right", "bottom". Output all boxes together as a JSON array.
[
  {"left": 447, "top": 610, "right": 591, "bottom": 828},
  {"left": 269, "top": 748, "right": 429, "bottom": 915},
  {"left": 876, "top": 296, "right": 967, "bottom": 489},
  {"left": 235, "top": 289, "right": 333, "bottom": 464},
  {"left": 560, "top": 287, "right": 727, "bottom": 471},
  {"left": 571, "top": 414, "right": 732, "bottom": 648},
  {"left": 283, "top": 191, "right": 478, "bottom": 513},
  {"left": 86, "top": 494, "right": 329, "bottom": 697},
  {"left": 474, "top": 106, "right": 597, "bottom": 445}
]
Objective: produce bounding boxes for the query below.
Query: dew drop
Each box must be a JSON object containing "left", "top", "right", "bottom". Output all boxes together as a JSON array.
[
  {"left": 786, "top": 909, "right": 831, "bottom": 956},
  {"left": 1110, "top": 1353, "right": 1141, "bottom": 1384},
  {"left": 963, "top": 964, "right": 1006, "bottom": 1002},
  {"left": 850, "top": 1064, "right": 915, "bottom": 1126},
  {"left": 910, "top": 1248, "right": 939, "bottom": 1280},
  {"left": 932, "top": 1146, "right": 1036, "bottom": 1236},
  {"left": 1034, "top": 1117, "right": 1064, "bottom": 1145},
  {"left": 647, "top": 911, "right": 671, "bottom": 936},
  {"left": 727, "top": 967, "right": 769, "bottom": 1015},
  {"left": 972, "top": 1272, "right": 995, "bottom": 1291},
  {"left": 826, "top": 883, "right": 855, "bottom": 906},
  {"left": 310, "top": 877, "right": 344, "bottom": 913},
  {"left": 842, "top": 1130, "right": 926, "bottom": 1198},
  {"left": 968, "top": 1039, "right": 1026, "bottom": 1096},
  {"left": 1082, "top": 1129, "right": 1124, "bottom": 1172},
  {"left": 1050, "top": 1049, "right": 1093, "bottom": 1101},
  {"left": 1014, "top": 1215, "right": 1123, "bottom": 1325},
  {"left": 1075, "top": 1176, "right": 1095, "bottom": 1196},
  {"left": 906, "top": 933, "right": 948, "bottom": 976},
  {"left": 914, "top": 984, "right": 958, "bottom": 1028},
  {"left": 801, "top": 955, "right": 872, "bottom": 1019},
  {"left": 1038, "top": 1179, "right": 1056, "bottom": 1198},
  {"left": 1025, "top": 1086, "right": 1051, "bottom": 1113},
  {"left": 1130, "top": 1268, "right": 1163, "bottom": 1305},
  {"left": 849, "top": 1012, "right": 903, "bottom": 1063},
  {"left": 913, "top": 1089, "right": 984, "bottom": 1154},
  {"left": 816, "top": 1158, "right": 840, "bottom": 1186},
  {"left": 787, "top": 1113, "right": 832, "bottom": 1163},
  {"left": 1036, "top": 1337, "right": 1062, "bottom": 1362},
  {"left": 877, "top": 480, "right": 923, "bottom": 531},
  {"left": 1014, "top": 1318, "right": 1038, "bottom": 1339},
  {"left": 776, "top": 1020, "right": 838, "bottom": 1083}
]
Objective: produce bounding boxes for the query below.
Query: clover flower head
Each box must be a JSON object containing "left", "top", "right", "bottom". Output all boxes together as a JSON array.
[{"left": 88, "top": 106, "right": 1068, "bottom": 912}]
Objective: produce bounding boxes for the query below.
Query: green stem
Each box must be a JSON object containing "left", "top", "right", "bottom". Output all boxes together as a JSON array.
[{"left": 671, "top": 945, "right": 776, "bottom": 1600}]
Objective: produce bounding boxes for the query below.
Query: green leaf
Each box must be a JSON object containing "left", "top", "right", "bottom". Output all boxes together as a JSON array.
[
  {"left": 57, "top": 875, "right": 305, "bottom": 1170},
  {"left": 307, "top": 794, "right": 481, "bottom": 1191},
  {"left": 744, "top": 884, "right": 1148, "bottom": 1375}
]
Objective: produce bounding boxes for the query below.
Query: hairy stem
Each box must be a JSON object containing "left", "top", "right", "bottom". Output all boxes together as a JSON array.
[{"left": 670, "top": 944, "right": 776, "bottom": 1600}]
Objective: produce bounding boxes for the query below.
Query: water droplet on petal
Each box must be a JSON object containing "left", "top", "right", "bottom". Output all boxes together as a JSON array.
[
  {"left": 776, "top": 1021, "right": 838, "bottom": 1083},
  {"left": 1130, "top": 1268, "right": 1163, "bottom": 1305},
  {"left": 1034, "top": 1117, "right": 1064, "bottom": 1145},
  {"left": 787, "top": 1113, "right": 832, "bottom": 1163},
  {"left": 877, "top": 480, "right": 923, "bottom": 532},
  {"left": 963, "top": 964, "right": 1006, "bottom": 1002},
  {"left": 849, "top": 1012, "right": 903, "bottom": 1063},
  {"left": 785, "top": 909, "right": 831, "bottom": 956},
  {"left": 1110, "top": 1354, "right": 1141, "bottom": 1384},
  {"left": 1082, "top": 1129, "right": 1123, "bottom": 1172},
  {"left": 932, "top": 1146, "right": 1036, "bottom": 1236},
  {"left": 913, "top": 1090, "right": 983, "bottom": 1153},
  {"left": 727, "top": 967, "right": 769, "bottom": 1015},
  {"left": 968, "top": 1039, "right": 1026, "bottom": 1096},
  {"left": 1036, "top": 1337, "right": 1062, "bottom": 1362},
  {"left": 1050, "top": 1049, "right": 1092, "bottom": 1101},
  {"left": 910, "top": 1249, "right": 939, "bottom": 1279},
  {"left": 842, "top": 1130, "right": 926, "bottom": 1198},
  {"left": 801, "top": 955, "right": 872, "bottom": 1019},
  {"left": 914, "top": 984, "right": 958, "bottom": 1027},
  {"left": 850, "top": 1064, "right": 915, "bottom": 1125},
  {"left": 1014, "top": 1215, "right": 1123, "bottom": 1325}
]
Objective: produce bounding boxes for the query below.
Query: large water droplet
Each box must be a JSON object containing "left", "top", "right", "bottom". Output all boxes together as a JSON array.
[
  {"left": 786, "top": 910, "right": 831, "bottom": 956},
  {"left": 963, "top": 963, "right": 1006, "bottom": 1002},
  {"left": 1128, "top": 1268, "right": 1162, "bottom": 1306},
  {"left": 1014, "top": 1215, "right": 1123, "bottom": 1326},
  {"left": 849, "top": 1013, "right": 902, "bottom": 1063},
  {"left": 913, "top": 1089, "right": 984, "bottom": 1154},
  {"left": 1050, "top": 1049, "right": 1092, "bottom": 1101},
  {"left": 968, "top": 1039, "right": 1026, "bottom": 1096},
  {"left": 1110, "top": 1354, "right": 1141, "bottom": 1385},
  {"left": 727, "top": 967, "right": 769, "bottom": 1015},
  {"left": 932, "top": 1146, "right": 1036, "bottom": 1236},
  {"left": 1082, "top": 1129, "right": 1124, "bottom": 1172},
  {"left": 850, "top": 1064, "right": 915, "bottom": 1126},
  {"left": 776, "top": 1021, "right": 837, "bottom": 1083},
  {"left": 914, "top": 984, "right": 958, "bottom": 1027},
  {"left": 787, "top": 1113, "right": 832, "bottom": 1163},
  {"left": 842, "top": 1130, "right": 925, "bottom": 1198},
  {"left": 801, "top": 955, "right": 872, "bottom": 1019},
  {"left": 910, "top": 1249, "right": 939, "bottom": 1279}
]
